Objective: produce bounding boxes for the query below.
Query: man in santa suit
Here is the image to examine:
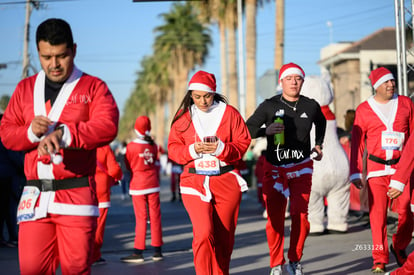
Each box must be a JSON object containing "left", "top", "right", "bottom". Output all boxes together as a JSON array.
[
  {"left": 350, "top": 67, "right": 414, "bottom": 273},
  {"left": 246, "top": 63, "right": 326, "bottom": 275},
  {"left": 0, "top": 18, "right": 119, "bottom": 275},
  {"left": 168, "top": 70, "right": 251, "bottom": 275},
  {"left": 92, "top": 145, "right": 123, "bottom": 265},
  {"left": 386, "top": 118, "right": 414, "bottom": 275}
]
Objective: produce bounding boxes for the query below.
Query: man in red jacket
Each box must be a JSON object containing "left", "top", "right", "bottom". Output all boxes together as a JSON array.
[
  {"left": 350, "top": 67, "right": 414, "bottom": 273},
  {"left": 0, "top": 18, "right": 119, "bottom": 275}
]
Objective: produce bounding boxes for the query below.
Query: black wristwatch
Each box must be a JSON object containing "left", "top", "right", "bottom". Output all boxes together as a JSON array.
[{"left": 56, "top": 125, "right": 64, "bottom": 135}]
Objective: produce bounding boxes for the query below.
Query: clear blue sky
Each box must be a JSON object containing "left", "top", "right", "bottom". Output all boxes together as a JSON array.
[{"left": 0, "top": 0, "right": 397, "bottom": 114}]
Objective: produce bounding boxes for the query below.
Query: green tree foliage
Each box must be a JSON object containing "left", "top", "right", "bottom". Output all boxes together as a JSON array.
[
  {"left": 0, "top": 95, "right": 10, "bottom": 112},
  {"left": 118, "top": 2, "right": 212, "bottom": 141}
]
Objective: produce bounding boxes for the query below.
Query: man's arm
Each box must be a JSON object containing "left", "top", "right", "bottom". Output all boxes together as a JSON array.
[
  {"left": 60, "top": 79, "right": 119, "bottom": 150},
  {"left": 246, "top": 102, "right": 269, "bottom": 139}
]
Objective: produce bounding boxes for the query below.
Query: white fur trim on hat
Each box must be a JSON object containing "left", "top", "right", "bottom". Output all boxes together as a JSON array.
[
  {"left": 188, "top": 83, "right": 215, "bottom": 93},
  {"left": 373, "top": 73, "right": 394, "bottom": 90},
  {"left": 280, "top": 68, "right": 304, "bottom": 80},
  {"left": 134, "top": 129, "right": 150, "bottom": 138}
]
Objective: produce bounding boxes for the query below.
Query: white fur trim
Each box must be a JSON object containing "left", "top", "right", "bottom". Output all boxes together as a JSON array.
[
  {"left": 180, "top": 176, "right": 212, "bottom": 202},
  {"left": 134, "top": 129, "right": 151, "bottom": 138},
  {"left": 373, "top": 73, "right": 394, "bottom": 89},
  {"left": 49, "top": 202, "right": 99, "bottom": 216},
  {"left": 129, "top": 187, "right": 160, "bottom": 195},
  {"left": 230, "top": 171, "right": 248, "bottom": 192},
  {"left": 280, "top": 68, "right": 304, "bottom": 80},
  {"left": 189, "top": 144, "right": 202, "bottom": 159},
  {"left": 27, "top": 123, "right": 41, "bottom": 143},
  {"left": 59, "top": 124, "right": 71, "bottom": 148},
  {"left": 98, "top": 202, "right": 111, "bottom": 208},
  {"left": 273, "top": 182, "right": 290, "bottom": 198},
  {"left": 212, "top": 139, "right": 225, "bottom": 156},
  {"left": 389, "top": 179, "right": 405, "bottom": 192},
  {"left": 367, "top": 169, "right": 395, "bottom": 179},
  {"left": 350, "top": 173, "right": 362, "bottom": 182},
  {"left": 188, "top": 83, "right": 215, "bottom": 93}
]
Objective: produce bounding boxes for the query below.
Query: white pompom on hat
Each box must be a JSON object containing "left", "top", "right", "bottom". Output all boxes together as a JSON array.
[
  {"left": 279, "top": 62, "right": 305, "bottom": 82},
  {"left": 369, "top": 67, "right": 394, "bottom": 90},
  {"left": 134, "top": 116, "right": 151, "bottom": 138},
  {"left": 188, "top": 70, "right": 216, "bottom": 93}
]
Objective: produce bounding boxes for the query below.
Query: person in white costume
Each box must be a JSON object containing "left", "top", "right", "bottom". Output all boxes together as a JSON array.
[{"left": 300, "top": 76, "right": 350, "bottom": 235}]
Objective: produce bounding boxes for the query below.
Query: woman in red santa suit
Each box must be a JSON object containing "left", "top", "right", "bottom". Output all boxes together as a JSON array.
[
  {"left": 168, "top": 70, "right": 251, "bottom": 275},
  {"left": 92, "top": 144, "right": 123, "bottom": 265},
  {"left": 120, "top": 116, "right": 163, "bottom": 263}
]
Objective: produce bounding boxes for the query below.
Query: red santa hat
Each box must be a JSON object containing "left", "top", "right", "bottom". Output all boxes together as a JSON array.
[
  {"left": 279, "top": 62, "right": 305, "bottom": 82},
  {"left": 188, "top": 70, "right": 216, "bottom": 93},
  {"left": 369, "top": 67, "right": 394, "bottom": 90},
  {"left": 134, "top": 116, "right": 151, "bottom": 138}
]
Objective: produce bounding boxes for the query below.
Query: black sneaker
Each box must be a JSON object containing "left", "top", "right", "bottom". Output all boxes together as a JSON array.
[
  {"left": 152, "top": 252, "right": 163, "bottom": 261},
  {"left": 120, "top": 253, "right": 144, "bottom": 263},
  {"left": 390, "top": 244, "right": 407, "bottom": 267},
  {"left": 92, "top": 258, "right": 106, "bottom": 266}
]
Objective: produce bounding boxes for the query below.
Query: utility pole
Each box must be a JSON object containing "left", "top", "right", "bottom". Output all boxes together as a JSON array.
[
  {"left": 237, "top": 0, "right": 245, "bottom": 118},
  {"left": 274, "top": 0, "right": 284, "bottom": 70},
  {"left": 22, "top": 0, "right": 40, "bottom": 79}
]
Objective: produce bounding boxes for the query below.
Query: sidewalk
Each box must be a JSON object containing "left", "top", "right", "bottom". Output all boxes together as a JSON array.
[{"left": 1, "top": 175, "right": 412, "bottom": 274}]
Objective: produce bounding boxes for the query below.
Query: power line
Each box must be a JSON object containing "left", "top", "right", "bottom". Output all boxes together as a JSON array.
[{"left": 0, "top": 0, "right": 78, "bottom": 5}]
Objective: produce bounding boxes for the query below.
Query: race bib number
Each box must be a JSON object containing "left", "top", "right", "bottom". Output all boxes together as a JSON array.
[
  {"left": 17, "top": 186, "right": 40, "bottom": 223},
  {"left": 286, "top": 171, "right": 300, "bottom": 179},
  {"left": 194, "top": 155, "right": 220, "bottom": 175},
  {"left": 381, "top": 131, "right": 404, "bottom": 150}
]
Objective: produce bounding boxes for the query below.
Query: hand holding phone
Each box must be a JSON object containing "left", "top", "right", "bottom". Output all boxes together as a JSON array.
[{"left": 203, "top": 136, "right": 218, "bottom": 143}]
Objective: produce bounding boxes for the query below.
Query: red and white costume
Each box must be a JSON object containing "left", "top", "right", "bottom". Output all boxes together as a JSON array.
[
  {"left": 168, "top": 69, "right": 250, "bottom": 275},
  {"left": 0, "top": 67, "right": 119, "bottom": 275},
  {"left": 254, "top": 152, "right": 266, "bottom": 207},
  {"left": 92, "top": 145, "right": 122, "bottom": 263},
  {"left": 350, "top": 94, "right": 414, "bottom": 265},
  {"left": 125, "top": 116, "right": 163, "bottom": 251},
  {"left": 168, "top": 101, "right": 250, "bottom": 275}
]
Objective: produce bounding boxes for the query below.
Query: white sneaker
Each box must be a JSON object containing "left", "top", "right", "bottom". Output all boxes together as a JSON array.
[
  {"left": 263, "top": 209, "right": 268, "bottom": 219},
  {"left": 270, "top": 265, "right": 283, "bottom": 275},
  {"left": 287, "top": 261, "right": 304, "bottom": 275}
]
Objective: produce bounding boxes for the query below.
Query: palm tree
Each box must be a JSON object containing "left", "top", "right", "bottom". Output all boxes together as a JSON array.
[
  {"left": 275, "top": 0, "right": 284, "bottom": 70},
  {"left": 245, "top": 0, "right": 257, "bottom": 118},
  {"left": 195, "top": 0, "right": 229, "bottom": 98},
  {"left": 224, "top": 0, "right": 239, "bottom": 109},
  {"left": 154, "top": 2, "right": 212, "bottom": 123}
]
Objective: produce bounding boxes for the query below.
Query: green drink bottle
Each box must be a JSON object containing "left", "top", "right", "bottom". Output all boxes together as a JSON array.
[{"left": 274, "top": 109, "right": 285, "bottom": 145}]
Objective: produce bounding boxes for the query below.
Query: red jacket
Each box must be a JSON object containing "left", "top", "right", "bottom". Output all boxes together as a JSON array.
[
  {"left": 168, "top": 102, "right": 251, "bottom": 200},
  {"left": 0, "top": 68, "right": 119, "bottom": 218},
  {"left": 96, "top": 145, "right": 123, "bottom": 207},
  {"left": 350, "top": 95, "right": 414, "bottom": 182},
  {"left": 125, "top": 139, "right": 160, "bottom": 195}
]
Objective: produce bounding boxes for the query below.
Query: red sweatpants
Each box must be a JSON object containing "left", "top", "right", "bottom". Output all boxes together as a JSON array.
[
  {"left": 91, "top": 207, "right": 108, "bottom": 263},
  {"left": 367, "top": 176, "right": 413, "bottom": 264},
  {"left": 262, "top": 161, "right": 313, "bottom": 267},
  {"left": 392, "top": 251, "right": 414, "bottom": 274},
  {"left": 132, "top": 192, "right": 163, "bottom": 249},
  {"left": 182, "top": 175, "right": 242, "bottom": 275},
  {"left": 19, "top": 214, "right": 97, "bottom": 275}
]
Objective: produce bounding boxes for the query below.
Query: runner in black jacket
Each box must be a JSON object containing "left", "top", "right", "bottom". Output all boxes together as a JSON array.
[{"left": 246, "top": 63, "right": 326, "bottom": 275}]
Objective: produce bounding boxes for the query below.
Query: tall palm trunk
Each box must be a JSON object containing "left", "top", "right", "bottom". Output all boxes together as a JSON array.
[
  {"left": 274, "top": 0, "right": 284, "bottom": 70},
  {"left": 219, "top": 22, "right": 228, "bottom": 98},
  {"left": 226, "top": 6, "right": 239, "bottom": 109},
  {"left": 245, "top": 0, "right": 257, "bottom": 117}
]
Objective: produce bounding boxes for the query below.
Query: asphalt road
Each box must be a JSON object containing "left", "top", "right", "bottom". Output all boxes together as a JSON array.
[{"left": 1, "top": 175, "right": 412, "bottom": 275}]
